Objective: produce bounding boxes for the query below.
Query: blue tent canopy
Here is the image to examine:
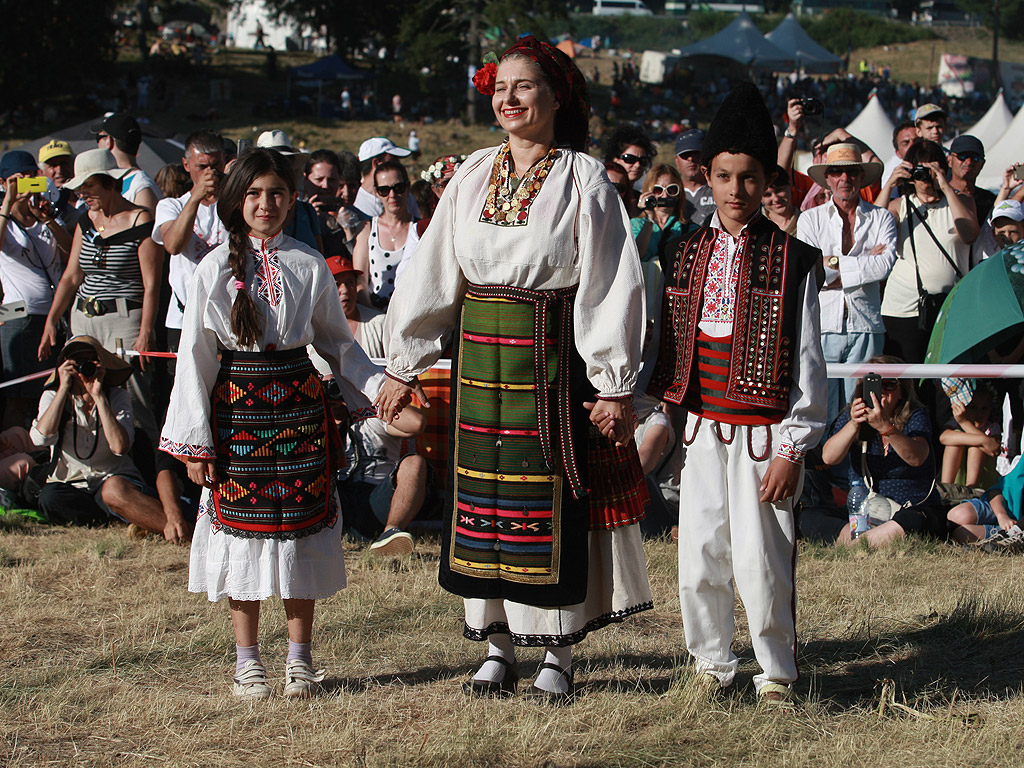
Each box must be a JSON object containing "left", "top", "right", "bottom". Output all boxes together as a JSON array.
[{"left": 289, "top": 55, "right": 371, "bottom": 81}]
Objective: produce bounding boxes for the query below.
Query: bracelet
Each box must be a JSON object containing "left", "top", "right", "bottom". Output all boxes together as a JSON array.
[
  {"left": 879, "top": 423, "right": 896, "bottom": 437},
  {"left": 783, "top": 129, "right": 797, "bottom": 139}
]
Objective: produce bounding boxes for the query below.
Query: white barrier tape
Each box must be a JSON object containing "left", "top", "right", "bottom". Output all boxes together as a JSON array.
[
  {"left": 826, "top": 363, "right": 1024, "bottom": 379},
  {"left": 2, "top": 357, "right": 1018, "bottom": 392}
]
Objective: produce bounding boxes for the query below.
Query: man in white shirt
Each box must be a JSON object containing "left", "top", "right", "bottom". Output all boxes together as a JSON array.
[
  {"left": 797, "top": 143, "right": 898, "bottom": 427},
  {"left": 354, "top": 137, "right": 419, "bottom": 219},
  {"left": 152, "top": 130, "right": 227, "bottom": 354},
  {"left": 91, "top": 113, "right": 162, "bottom": 211}
]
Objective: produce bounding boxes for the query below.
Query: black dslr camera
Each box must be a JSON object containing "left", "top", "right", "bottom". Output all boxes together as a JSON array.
[
  {"left": 910, "top": 165, "right": 931, "bottom": 182},
  {"left": 74, "top": 360, "right": 98, "bottom": 378},
  {"left": 798, "top": 97, "right": 824, "bottom": 117}
]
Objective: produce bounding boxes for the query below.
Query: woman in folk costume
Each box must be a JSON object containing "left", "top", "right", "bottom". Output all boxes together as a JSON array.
[
  {"left": 375, "top": 37, "right": 652, "bottom": 701},
  {"left": 160, "top": 148, "right": 386, "bottom": 699},
  {"left": 648, "top": 83, "right": 827, "bottom": 704}
]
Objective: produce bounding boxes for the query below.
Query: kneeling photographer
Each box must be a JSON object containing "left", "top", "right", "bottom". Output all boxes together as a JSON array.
[
  {"left": 879, "top": 138, "right": 979, "bottom": 364},
  {"left": 29, "top": 336, "right": 188, "bottom": 542}
]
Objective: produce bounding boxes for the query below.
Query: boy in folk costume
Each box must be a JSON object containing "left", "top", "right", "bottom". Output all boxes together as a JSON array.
[{"left": 648, "top": 83, "right": 827, "bottom": 703}]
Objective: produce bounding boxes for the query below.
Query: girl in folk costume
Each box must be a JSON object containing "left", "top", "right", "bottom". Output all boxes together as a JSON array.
[
  {"left": 375, "top": 37, "right": 652, "bottom": 702},
  {"left": 648, "top": 84, "right": 827, "bottom": 704},
  {"left": 160, "top": 149, "right": 385, "bottom": 699}
]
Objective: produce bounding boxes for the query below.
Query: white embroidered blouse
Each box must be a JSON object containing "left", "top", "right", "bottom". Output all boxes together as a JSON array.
[
  {"left": 383, "top": 143, "right": 646, "bottom": 399},
  {"left": 160, "top": 231, "right": 384, "bottom": 457}
]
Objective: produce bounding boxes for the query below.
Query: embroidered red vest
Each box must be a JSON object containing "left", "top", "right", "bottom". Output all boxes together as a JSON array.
[{"left": 647, "top": 216, "right": 823, "bottom": 413}]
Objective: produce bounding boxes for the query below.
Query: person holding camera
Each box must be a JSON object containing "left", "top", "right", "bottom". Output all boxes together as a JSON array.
[
  {"left": 879, "top": 138, "right": 978, "bottom": 363},
  {"left": 31, "top": 335, "right": 188, "bottom": 542},
  {"left": 821, "top": 356, "right": 941, "bottom": 549},
  {"left": 631, "top": 164, "right": 692, "bottom": 263},
  {"left": 0, "top": 151, "right": 70, "bottom": 429},
  {"left": 152, "top": 130, "right": 228, "bottom": 356}
]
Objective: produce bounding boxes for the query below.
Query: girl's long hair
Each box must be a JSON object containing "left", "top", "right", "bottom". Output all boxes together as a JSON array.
[{"left": 216, "top": 148, "right": 295, "bottom": 348}]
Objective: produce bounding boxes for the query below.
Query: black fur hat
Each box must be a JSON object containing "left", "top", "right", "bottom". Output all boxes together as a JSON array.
[{"left": 701, "top": 82, "right": 776, "bottom": 174}]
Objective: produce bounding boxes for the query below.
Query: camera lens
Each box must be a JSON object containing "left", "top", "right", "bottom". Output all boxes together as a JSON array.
[{"left": 77, "top": 360, "right": 97, "bottom": 378}]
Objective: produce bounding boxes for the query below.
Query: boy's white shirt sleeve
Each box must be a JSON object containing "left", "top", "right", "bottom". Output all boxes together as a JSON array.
[{"left": 776, "top": 272, "right": 828, "bottom": 463}]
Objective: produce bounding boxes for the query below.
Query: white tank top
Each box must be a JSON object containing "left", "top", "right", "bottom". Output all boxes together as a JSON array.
[{"left": 368, "top": 216, "right": 419, "bottom": 307}]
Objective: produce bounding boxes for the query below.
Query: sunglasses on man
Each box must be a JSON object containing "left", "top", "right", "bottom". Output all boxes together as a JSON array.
[{"left": 952, "top": 152, "right": 982, "bottom": 163}]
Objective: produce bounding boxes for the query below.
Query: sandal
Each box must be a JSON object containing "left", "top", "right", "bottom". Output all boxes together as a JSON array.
[
  {"left": 463, "top": 655, "right": 519, "bottom": 698},
  {"left": 758, "top": 682, "right": 795, "bottom": 707},
  {"left": 526, "top": 662, "right": 575, "bottom": 705}
]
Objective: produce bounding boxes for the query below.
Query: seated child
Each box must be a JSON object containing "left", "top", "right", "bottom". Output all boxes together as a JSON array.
[
  {"left": 947, "top": 455, "right": 1024, "bottom": 544},
  {"left": 939, "top": 383, "right": 1000, "bottom": 488}
]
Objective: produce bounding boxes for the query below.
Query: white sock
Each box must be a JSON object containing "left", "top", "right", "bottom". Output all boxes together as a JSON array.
[
  {"left": 534, "top": 646, "right": 573, "bottom": 694},
  {"left": 472, "top": 634, "right": 516, "bottom": 683}
]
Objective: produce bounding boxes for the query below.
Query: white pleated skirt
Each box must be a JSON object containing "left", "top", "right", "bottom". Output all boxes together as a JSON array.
[
  {"left": 463, "top": 524, "right": 653, "bottom": 647},
  {"left": 188, "top": 491, "right": 347, "bottom": 602}
]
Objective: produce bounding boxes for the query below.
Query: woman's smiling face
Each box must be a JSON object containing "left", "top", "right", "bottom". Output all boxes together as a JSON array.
[{"left": 492, "top": 56, "right": 559, "bottom": 145}]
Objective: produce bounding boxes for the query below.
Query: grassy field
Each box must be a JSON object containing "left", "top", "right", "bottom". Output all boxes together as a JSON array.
[{"left": 3, "top": 514, "right": 1024, "bottom": 767}]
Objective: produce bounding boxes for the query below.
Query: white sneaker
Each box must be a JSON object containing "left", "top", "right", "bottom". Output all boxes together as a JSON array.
[
  {"left": 283, "top": 659, "right": 326, "bottom": 699},
  {"left": 232, "top": 660, "right": 272, "bottom": 699}
]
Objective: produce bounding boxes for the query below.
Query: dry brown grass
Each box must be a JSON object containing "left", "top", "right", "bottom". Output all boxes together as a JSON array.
[{"left": 3, "top": 516, "right": 1024, "bottom": 767}]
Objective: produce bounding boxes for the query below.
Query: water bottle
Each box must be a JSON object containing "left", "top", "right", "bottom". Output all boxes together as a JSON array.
[{"left": 847, "top": 479, "right": 870, "bottom": 539}]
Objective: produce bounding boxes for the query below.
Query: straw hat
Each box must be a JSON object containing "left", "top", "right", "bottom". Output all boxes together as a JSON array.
[
  {"left": 64, "top": 149, "right": 130, "bottom": 191},
  {"left": 806, "top": 143, "right": 882, "bottom": 189},
  {"left": 44, "top": 335, "right": 133, "bottom": 390}
]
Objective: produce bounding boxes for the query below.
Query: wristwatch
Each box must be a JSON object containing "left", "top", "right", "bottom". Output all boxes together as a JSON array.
[
  {"left": 783, "top": 129, "right": 797, "bottom": 139},
  {"left": 827, "top": 255, "right": 840, "bottom": 270}
]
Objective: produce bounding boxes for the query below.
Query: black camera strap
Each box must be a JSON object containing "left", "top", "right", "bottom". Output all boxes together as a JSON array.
[{"left": 904, "top": 195, "right": 963, "bottom": 295}]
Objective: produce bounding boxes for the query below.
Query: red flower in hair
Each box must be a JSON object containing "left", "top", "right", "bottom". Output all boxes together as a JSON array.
[{"left": 473, "top": 62, "right": 498, "bottom": 96}]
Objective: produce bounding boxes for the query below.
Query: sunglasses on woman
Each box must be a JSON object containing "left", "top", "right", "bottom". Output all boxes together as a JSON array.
[
  {"left": 618, "top": 153, "right": 650, "bottom": 168},
  {"left": 881, "top": 379, "right": 899, "bottom": 392},
  {"left": 651, "top": 184, "right": 680, "bottom": 197},
  {"left": 375, "top": 182, "right": 408, "bottom": 197}
]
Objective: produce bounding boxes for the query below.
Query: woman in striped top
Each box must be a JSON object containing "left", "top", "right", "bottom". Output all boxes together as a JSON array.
[{"left": 38, "top": 149, "right": 162, "bottom": 438}]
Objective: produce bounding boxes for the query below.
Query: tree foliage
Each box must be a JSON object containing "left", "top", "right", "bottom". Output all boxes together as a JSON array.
[{"left": 0, "top": 0, "right": 120, "bottom": 105}]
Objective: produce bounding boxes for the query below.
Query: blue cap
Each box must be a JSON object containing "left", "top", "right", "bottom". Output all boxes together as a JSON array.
[
  {"left": 675, "top": 129, "right": 705, "bottom": 156},
  {"left": 0, "top": 150, "right": 38, "bottom": 178}
]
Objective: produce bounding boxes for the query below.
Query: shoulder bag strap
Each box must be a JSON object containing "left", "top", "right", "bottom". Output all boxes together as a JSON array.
[{"left": 906, "top": 197, "right": 963, "bottom": 280}]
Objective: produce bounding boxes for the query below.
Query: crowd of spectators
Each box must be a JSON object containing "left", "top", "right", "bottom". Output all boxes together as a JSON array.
[{"left": 1, "top": 86, "right": 1022, "bottom": 553}]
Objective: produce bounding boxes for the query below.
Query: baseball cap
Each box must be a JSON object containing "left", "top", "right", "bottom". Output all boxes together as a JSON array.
[
  {"left": 990, "top": 199, "right": 1024, "bottom": 223},
  {"left": 949, "top": 135, "right": 985, "bottom": 158},
  {"left": 0, "top": 150, "right": 39, "bottom": 178},
  {"left": 38, "top": 140, "right": 73, "bottom": 165},
  {"left": 674, "top": 129, "right": 705, "bottom": 156},
  {"left": 358, "top": 137, "right": 411, "bottom": 162},
  {"left": 90, "top": 112, "right": 142, "bottom": 145},
  {"left": 325, "top": 255, "right": 362, "bottom": 277},
  {"left": 914, "top": 104, "right": 946, "bottom": 123}
]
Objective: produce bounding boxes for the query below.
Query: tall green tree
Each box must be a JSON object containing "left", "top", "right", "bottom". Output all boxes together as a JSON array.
[{"left": 1, "top": 0, "right": 119, "bottom": 106}]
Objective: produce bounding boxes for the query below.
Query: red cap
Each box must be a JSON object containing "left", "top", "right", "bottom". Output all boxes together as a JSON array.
[{"left": 325, "top": 255, "right": 362, "bottom": 277}]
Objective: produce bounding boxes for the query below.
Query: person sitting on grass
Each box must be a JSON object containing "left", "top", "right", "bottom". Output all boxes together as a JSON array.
[
  {"left": 325, "top": 254, "right": 432, "bottom": 555},
  {"left": 947, "top": 456, "right": 1024, "bottom": 547},
  {"left": 939, "top": 383, "right": 1000, "bottom": 488},
  {"left": 822, "top": 357, "right": 943, "bottom": 549},
  {"left": 31, "top": 335, "right": 188, "bottom": 543}
]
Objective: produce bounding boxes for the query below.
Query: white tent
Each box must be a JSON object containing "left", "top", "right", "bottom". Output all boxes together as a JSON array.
[
  {"left": 845, "top": 94, "right": 896, "bottom": 163},
  {"left": 976, "top": 99, "right": 1024, "bottom": 191},
  {"left": 951, "top": 90, "right": 1013, "bottom": 152}
]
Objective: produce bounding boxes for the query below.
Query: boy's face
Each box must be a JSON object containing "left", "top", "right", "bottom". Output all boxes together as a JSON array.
[{"left": 703, "top": 152, "right": 768, "bottom": 233}]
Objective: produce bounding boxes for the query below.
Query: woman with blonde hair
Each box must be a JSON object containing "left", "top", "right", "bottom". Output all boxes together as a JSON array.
[{"left": 631, "top": 163, "right": 691, "bottom": 263}]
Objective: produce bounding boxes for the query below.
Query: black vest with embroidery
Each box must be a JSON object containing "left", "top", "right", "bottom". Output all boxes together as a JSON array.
[{"left": 647, "top": 216, "right": 823, "bottom": 413}]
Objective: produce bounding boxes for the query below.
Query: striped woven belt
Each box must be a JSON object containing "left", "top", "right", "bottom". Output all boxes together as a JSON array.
[{"left": 466, "top": 282, "right": 585, "bottom": 500}]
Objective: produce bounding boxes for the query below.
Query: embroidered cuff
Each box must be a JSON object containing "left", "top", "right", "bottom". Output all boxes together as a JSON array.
[
  {"left": 385, "top": 370, "right": 417, "bottom": 386},
  {"left": 596, "top": 393, "right": 632, "bottom": 402},
  {"left": 777, "top": 442, "right": 805, "bottom": 464},
  {"left": 349, "top": 405, "right": 378, "bottom": 423},
  {"left": 159, "top": 437, "right": 215, "bottom": 459}
]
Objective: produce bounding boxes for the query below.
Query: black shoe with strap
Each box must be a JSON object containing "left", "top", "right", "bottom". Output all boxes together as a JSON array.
[
  {"left": 462, "top": 655, "right": 519, "bottom": 698},
  {"left": 526, "top": 661, "right": 575, "bottom": 705}
]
